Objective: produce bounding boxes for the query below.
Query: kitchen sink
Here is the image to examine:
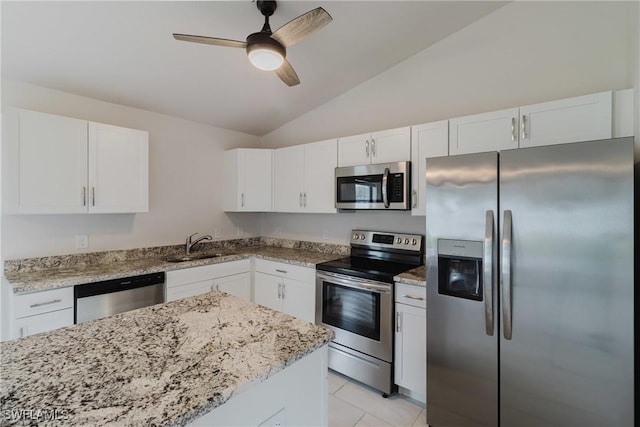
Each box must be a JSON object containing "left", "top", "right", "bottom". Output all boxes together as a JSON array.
[{"left": 163, "top": 253, "right": 226, "bottom": 263}]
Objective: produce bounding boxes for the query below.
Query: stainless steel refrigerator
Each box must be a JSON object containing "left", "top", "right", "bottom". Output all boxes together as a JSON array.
[{"left": 425, "top": 137, "right": 635, "bottom": 427}]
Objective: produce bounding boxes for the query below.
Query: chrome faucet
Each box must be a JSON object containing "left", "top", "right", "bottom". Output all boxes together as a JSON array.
[{"left": 185, "top": 233, "right": 213, "bottom": 255}]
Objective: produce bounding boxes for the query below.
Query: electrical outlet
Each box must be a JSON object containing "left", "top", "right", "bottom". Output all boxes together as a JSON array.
[
  {"left": 75, "top": 234, "right": 89, "bottom": 249},
  {"left": 214, "top": 228, "right": 221, "bottom": 238},
  {"left": 322, "top": 229, "right": 329, "bottom": 239},
  {"left": 236, "top": 226, "right": 243, "bottom": 237}
]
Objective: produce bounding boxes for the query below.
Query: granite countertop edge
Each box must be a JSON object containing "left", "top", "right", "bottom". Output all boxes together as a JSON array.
[
  {"left": 393, "top": 265, "right": 427, "bottom": 287},
  {"left": 6, "top": 246, "right": 344, "bottom": 295}
]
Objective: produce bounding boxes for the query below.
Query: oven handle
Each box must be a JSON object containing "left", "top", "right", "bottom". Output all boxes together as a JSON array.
[{"left": 317, "top": 272, "right": 391, "bottom": 294}]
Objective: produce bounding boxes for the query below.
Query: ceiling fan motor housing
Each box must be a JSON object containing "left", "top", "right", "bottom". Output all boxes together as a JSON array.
[
  {"left": 246, "top": 32, "right": 286, "bottom": 58},
  {"left": 257, "top": 1, "right": 277, "bottom": 17}
]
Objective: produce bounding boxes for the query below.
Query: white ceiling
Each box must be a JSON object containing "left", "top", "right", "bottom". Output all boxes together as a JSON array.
[{"left": 2, "top": 1, "right": 506, "bottom": 136}]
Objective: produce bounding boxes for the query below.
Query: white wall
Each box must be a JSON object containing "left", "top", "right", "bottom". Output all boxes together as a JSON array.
[
  {"left": 260, "top": 1, "right": 637, "bottom": 244},
  {"left": 1, "top": 80, "right": 262, "bottom": 259}
]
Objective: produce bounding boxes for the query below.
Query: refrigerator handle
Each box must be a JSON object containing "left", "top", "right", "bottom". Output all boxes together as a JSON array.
[
  {"left": 483, "top": 210, "right": 494, "bottom": 336},
  {"left": 502, "top": 210, "right": 513, "bottom": 340}
]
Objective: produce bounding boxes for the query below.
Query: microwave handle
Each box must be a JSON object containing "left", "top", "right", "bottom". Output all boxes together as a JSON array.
[{"left": 382, "top": 167, "right": 390, "bottom": 208}]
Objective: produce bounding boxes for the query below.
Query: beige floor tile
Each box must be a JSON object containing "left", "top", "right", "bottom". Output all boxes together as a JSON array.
[
  {"left": 328, "top": 369, "right": 349, "bottom": 394},
  {"left": 335, "top": 382, "right": 422, "bottom": 427},
  {"left": 329, "top": 394, "right": 365, "bottom": 427},
  {"left": 354, "top": 413, "right": 394, "bottom": 427},
  {"left": 412, "top": 409, "right": 428, "bottom": 427}
]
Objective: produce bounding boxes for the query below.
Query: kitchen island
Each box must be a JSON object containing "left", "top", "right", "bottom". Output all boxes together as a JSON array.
[{"left": 0, "top": 291, "right": 333, "bottom": 426}]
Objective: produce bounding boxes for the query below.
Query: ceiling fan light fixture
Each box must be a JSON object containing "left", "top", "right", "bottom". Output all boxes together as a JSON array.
[
  {"left": 246, "top": 32, "right": 286, "bottom": 71},
  {"left": 248, "top": 47, "right": 284, "bottom": 71}
]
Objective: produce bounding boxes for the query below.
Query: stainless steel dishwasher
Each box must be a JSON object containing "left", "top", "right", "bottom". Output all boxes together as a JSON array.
[{"left": 74, "top": 272, "right": 165, "bottom": 324}]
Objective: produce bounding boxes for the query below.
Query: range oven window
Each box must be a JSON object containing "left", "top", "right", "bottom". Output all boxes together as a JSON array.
[
  {"left": 322, "top": 281, "right": 381, "bottom": 341},
  {"left": 337, "top": 175, "right": 383, "bottom": 203}
]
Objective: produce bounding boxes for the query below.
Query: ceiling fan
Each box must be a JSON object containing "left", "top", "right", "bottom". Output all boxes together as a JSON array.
[{"left": 173, "top": 1, "right": 332, "bottom": 87}]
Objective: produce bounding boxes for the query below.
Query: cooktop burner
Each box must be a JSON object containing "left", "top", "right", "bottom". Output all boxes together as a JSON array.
[{"left": 316, "top": 230, "right": 424, "bottom": 283}]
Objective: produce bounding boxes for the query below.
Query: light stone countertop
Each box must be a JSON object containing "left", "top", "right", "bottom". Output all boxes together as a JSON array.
[
  {"left": 0, "top": 291, "right": 334, "bottom": 427},
  {"left": 5, "top": 244, "right": 345, "bottom": 295},
  {"left": 394, "top": 265, "right": 426, "bottom": 287}
]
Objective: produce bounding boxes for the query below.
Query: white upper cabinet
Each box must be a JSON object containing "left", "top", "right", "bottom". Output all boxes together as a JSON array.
[
  {"left": 338, "top": 126, "right": 411, "bottom": 167},
  {"left": 4, "top": 109, "right": 148, "bottom": 214},
  {"left": 224, "top": 148, "right": 273, "bottom": 212},
  {"left": 518, "top": 91, "right": 612, "bottom": 148},
  {"left": 410, "top": 121, "right": 448, "bottom": 216},
  {"left": 274, "top": 139, "right": 337, "bottom": 213},
  {"left": 449, "top": 91, "right": 617, "bottom": 155},
  {"left": 88, "top": 122, "right": 149, "bottom": 213}
]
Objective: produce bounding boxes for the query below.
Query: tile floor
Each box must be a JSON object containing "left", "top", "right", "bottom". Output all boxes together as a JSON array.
[{"left": 328, "top": 370, "right": 427, "bottom": 427}]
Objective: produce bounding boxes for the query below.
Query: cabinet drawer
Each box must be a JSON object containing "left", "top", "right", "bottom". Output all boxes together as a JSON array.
[
  {"left": 395, "top": 283, "right": 426, "bottom": 309},
  {"left": 14, "top": 287, "right": 74, "bottom": 319},
  {"left": 254, "top": 258, "right": 315, "bottom": 282},
  {"left": 166, "top": 279, "right": 214, "bottom": 302},
  {"left": 166, "top": 259, "right": 250, "bottom": 288}
]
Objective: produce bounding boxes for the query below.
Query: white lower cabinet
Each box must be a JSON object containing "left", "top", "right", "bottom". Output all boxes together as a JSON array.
[
  {"left": 253, "top": 259, "right": 315, "bottom": 323},
  {"left": 166, "top": 260, "right": 252, "bottom": 302},
  {"left": 12, "top": 287, "right": 74, "bottom": 339},
  {"left": 394, "top": 283, "right": 426, "bottom": 403}
]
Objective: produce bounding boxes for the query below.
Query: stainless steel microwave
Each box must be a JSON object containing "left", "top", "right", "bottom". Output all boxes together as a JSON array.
[{"left": 335, "top": 161, "right": 411, "bottom": 210}]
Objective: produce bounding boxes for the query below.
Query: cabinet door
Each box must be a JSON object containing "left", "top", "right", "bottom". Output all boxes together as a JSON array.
[
  {"left": 8, "top": 109, "right": 88, "bottom": 214},
  {"left": 337, "top": 133, "right": 369, "bottom": 167},
  {"left": 281, "top": 278, "right": 315, "bottom": 323},
  {"left": 519, "top": 91, "right": 612, "bottom": 148},
  {"left": 370, "top": 127, "right": 411, "bottom": 164},
  {"left": 88, "top": 122, "right": 149, "bottom": 213},
  {"left": 13, "top": 308, "right": 74, "bottom": 339},
  {"left": 274, "top": 145, "right": 304, "bottom": 212},
  {"left": 411, "top": 121, "right": 448, "bottom": 216},
  {"left": 449, "top": 108, "right": 519, "bottom": 155},
  {"left": 303, "top": 139, "right": 337, "bottom": 213},
  {"left": 214, "top": 272, "right": 251, "bottom": 301},
  {"left": 244, "top": 149, "right": 273, "bottom": 211},
  {"left": 166, "top": 279, "right": 214, "bottom": 302},
  {"left": 254, "top": 272, "right": 282, "bottom": 312},
  {"left": 394, "top": 303, "right": 426, "bottom": 397}
]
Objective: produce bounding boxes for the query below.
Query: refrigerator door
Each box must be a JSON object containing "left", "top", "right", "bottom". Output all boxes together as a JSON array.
[
  {"left": 426, "top": 152, "right": 498, "bottom": 427},
  {"left": 499, "top": 138, "right": 634, "bottom": 426}
]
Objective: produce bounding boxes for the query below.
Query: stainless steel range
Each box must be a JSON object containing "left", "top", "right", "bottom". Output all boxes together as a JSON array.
[{"left": 315, "top": 230, "right": 423, "bottom": 395}]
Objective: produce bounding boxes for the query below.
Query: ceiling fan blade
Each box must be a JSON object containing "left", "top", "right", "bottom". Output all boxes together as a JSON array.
[
  {"left": 173, "top": 33, "right": 247, "bottom": 49},
  {"left": 275, "top": 59, "right": 300, "bottom": 87},
  {"left": 271, "top": 7, "right": 332, "bottom": 47}
]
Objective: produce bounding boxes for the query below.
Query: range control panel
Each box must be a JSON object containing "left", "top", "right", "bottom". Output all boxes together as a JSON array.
[{"left": 350, "top": 230, "right": 423, "bottom": 252}]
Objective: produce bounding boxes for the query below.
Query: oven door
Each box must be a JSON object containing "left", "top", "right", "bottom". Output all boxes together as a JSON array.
[{"left": 316, "top": 271, "right": 393, "bottom": 362}]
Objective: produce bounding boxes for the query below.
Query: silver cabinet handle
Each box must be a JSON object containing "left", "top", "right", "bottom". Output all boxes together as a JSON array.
[
  {"left": 216, "top": 284, "right": 220, "bottom": 291},
  {"left": 82, "top": 186, "right": 87, "bottom": 206},
  {"left": 365, "top": 140, "right": 370, "bottom": 157},
  {"left": 412, "top": 190, "right": 417, "bottom": 208},
  {"left": 277, "top": 283, "right": 282, "bottom": 298},
  {"left": 382, "top": 167, "right": 390, "bottom": 208},
  {"left": 303, "top": 193, "right": 307, "bottom": 207},
  {"left": 521, "top": 115, "right": 527, "bottom": 139},
  {"left": 299, "top": 192, "right": 303, "bottom": 208},
  {"left": 484, "top": 210, "right": 494, "bottom": 336},
  {"left": 401, "top": 294, "right": 424, "bottom": 301},
  {"left": 275, "top": 269, "right": 287, "bottom": 274},
  {"left": 241, "top": 193, "right": 245, "bottom": 207},
  {"left": 371, "top": 139, "right": 376, "bottom": 156},
  {"left": 281, "top": 283, "right": 286, "bottom": 299},
  {"left": 19, "top": 327, "right": 25, "bottom": 338},
  {"left": 511, "top": 117, "right": 516, "bottom": 141},
  {"left": 396, "top": 312, "right": 402, "bottom": 332},
  {"left": 30, "top": 299, "right": 62, "bottom": 308},
  {"left": 91, "top": 187, "right": 96, "bottom": 207},
  {"left": 502, "top": 210, "right": 513, "bottom": 340}
]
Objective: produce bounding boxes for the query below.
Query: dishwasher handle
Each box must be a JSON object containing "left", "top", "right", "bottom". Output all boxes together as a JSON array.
[{"left": 74, "top": 272, "right": 166, "bottom": 299}]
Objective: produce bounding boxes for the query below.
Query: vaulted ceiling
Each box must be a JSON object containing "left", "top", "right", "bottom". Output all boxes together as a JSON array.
[{"left": 2, "top": 1, "right": 507, "bottom": 136}]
